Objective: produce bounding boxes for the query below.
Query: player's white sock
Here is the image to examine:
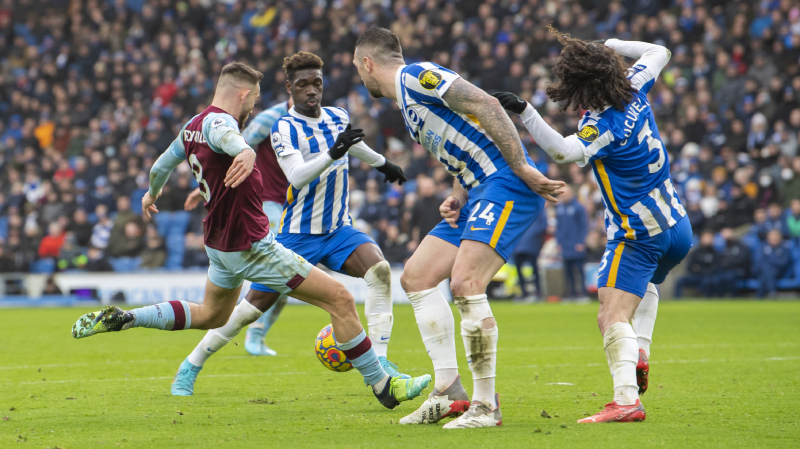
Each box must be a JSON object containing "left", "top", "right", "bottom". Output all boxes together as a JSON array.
[
  {"left": 604, "top": 322, "right": 639, "bottom": 405},
  {"left": 364, "top": 261, "right": 393, "bottom": 358},
  {"left": 187, "top": 299, "right": 262, "bottom": 367},
  {"left": 407, "top": 287, "right": 459, "bottom": 391},
  {"left": 632, "top": 283, "right": 658, "bottom": 358},
  {"left": 454, "top": 294, "right": 498, "bottom": 409}
]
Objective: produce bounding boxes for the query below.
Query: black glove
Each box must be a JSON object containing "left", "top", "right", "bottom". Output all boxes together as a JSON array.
[
  {"left": 329, "top": 124, "right": 365, "bottom": 160},
  {"left": 375, "top": 160, "right": 407, "bottom": 185},
  {"left": 491, "top": 92, "right": 529, "bottom": 115}
]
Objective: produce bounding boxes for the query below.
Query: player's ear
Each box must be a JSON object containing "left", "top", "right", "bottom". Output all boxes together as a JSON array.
[
  {"left": 240, "top": 89, "right": 251, "bottom": 103},
  {"left": 285, "top": 79, "right": 292, "bottom": 94}
]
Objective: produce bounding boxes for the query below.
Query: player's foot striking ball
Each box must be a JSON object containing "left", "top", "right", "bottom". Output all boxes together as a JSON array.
[
  {"left": 577, "top": 399, "right": 646, "bottom": 423},
  {"left": 400, "top": 375, "right": 471, "bottom": 424},
  {"left": 637, "top": 348, "right": 649, "bottom": 395}
]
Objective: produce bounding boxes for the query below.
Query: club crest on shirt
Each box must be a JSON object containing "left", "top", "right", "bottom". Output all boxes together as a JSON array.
[
  {"left": 418, "top": 70, "right": 443, "bottom": 90},
  {"left": 578, "top": 124, "right": 599, "bottom": 142}
]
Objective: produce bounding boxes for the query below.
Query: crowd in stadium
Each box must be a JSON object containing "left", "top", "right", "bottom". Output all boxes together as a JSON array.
[{"left": 0, "top": 0, "right": 799, "bottom": 297}]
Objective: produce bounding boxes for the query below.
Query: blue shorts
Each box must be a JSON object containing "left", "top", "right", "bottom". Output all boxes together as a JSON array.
[
  {"left": 429, "top": 169, "right": 545, "bottom": 261},
  {"left": 251, "top": 226, "right": 376, "bottom": 293},
  {"left": 598, "top": 216, "right": 693, "bottom": 297}
]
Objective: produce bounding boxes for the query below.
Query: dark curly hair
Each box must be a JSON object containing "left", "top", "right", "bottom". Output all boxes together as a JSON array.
[
  {"left": 282, "top": 51, "right": 324, "bottom": 81},
  {"left": 545, "top": 25, "right": 634, "bottom": 112}
]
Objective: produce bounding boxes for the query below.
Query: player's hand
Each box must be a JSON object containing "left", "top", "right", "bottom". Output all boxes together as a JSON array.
[
  {"left": 142, "top": 190, "right": 161, "bottom": 219},
  {"left": 491, "top": 92, "right": 529, "bottom": 115},
  {"left": 375, "top": 160, "right": 407, "bottom": 185},
  {"left": 225, "top": 148, "right": 256, "bottom": 188},
  {"left": 329, "top": 124, "right": 365, "bottom": 160},
  {"left": 518, "top": 165, "right": 566, "bottom": 203},
  {"left": 184, "top": 187, "right": 204, "bottom": 210},
  {"left": 440, "top": 196, "right": 464, "bottom": 229}
]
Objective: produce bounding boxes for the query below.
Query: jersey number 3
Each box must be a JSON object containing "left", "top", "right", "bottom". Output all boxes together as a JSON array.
[
  {"left": 189, "top": 154, "right": 211, "bottom": 201},
  {"left": 638, "top": 121, "right": 665, "bottom": 173}
]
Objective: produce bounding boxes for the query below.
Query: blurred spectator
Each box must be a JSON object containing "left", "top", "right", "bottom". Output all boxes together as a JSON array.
[
  {"left": 57, "top": 232, "right": 87, "bottom": 271},
  {"left": 675, "top": 231, "right": 720, "bottom": 298},
  {"left": 43, "top": 276, "right": 63, "bottom": 295},
  {"left": 584, "top": 230, "right": 607, "bottom": 263},
  {"left": 90, "top": 205, "right": 113, "bottom": 250},
  {"left": 140, "top": 233, "right": 166, "bottom": 269},
  {"left": 38, "top": 222, "right": 65, "bottom": 259},
  {"left": 512, "top": 209, "right": 548, "bottom": 302},
  {"left": 718, "top": 228, "right": 751, "bottom": 298},
  {"left": 84, "top": 247, "right": 112, "bottom": 272},
  {"left": 109, "top": 196, "right": 143, "bottom": 245},
  {"left": 409, "top": 176, "right": 441, "bottom": 245},
  {"left": 786, "top": 199, "right": 800, "bottom": 240},
  {"left": 109, "top": 222, "right": 145, "bottom": 258},
  {"left": 757, "top": 230, "right": 792, "bottom": 298},
  {"left": 69, "top": 209, "right": 93, "bottom": 247},
  {"left": 555, "top": 186, "right": 588, "bottom": 300},
  {"left": 183, "top": 233, "right": 209, "bottom": 268},
  {"left": 0, "top": 246, "right": 16, "bottom": 273},
  {"left": 381, "top": 224, "right": 409, "bottom": 265}
]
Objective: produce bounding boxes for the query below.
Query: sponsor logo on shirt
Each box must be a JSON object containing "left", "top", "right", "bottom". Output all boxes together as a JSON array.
[
  {"left": 423, "top": 129, "right": 442, "bottom": 152},
  {"left": 418, "top": 70, "right": 443, "bottom": 90},
  {"left": 577, "top": 125, "right": 599, "bottom": 142}
]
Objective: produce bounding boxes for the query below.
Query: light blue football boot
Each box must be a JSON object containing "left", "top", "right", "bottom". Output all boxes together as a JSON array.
[
  {"left": 171, "top": 358, "right": 202, "bottom": 396},
  {"left": 380, "top": 356, "right": 412, "bottom": 380},
  {"left": 244, "top": 295, "right": 287, "bottom": 356}
]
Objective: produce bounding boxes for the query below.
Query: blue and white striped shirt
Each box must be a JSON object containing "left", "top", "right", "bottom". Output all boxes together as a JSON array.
[
  {"left": 270, "top": 107, "right": 351, "bottom": 234},
  {"left": 395, "top": 62, "right": 508, "bottom": 189}
]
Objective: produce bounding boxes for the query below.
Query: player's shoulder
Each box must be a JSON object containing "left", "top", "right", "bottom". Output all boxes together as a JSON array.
[
  {"left": 203, "top": 111, "right": 239, "bottom": 130},
  {"left": 322, "top": 106, "right": 350, "bottom": 123}
]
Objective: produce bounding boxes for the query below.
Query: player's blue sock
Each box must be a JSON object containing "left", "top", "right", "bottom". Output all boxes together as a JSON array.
[
  {"left": 131, "top": 301, "right": 192, "bottom": 330},
  {"left": 338, "top": 330, "right": 386, "bottom": 386}
]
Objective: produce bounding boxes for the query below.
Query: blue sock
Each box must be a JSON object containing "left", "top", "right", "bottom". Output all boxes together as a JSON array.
[
  {"left": 338, "top": 330, "right": 387, "bottom": 386},
  {"left": 132, "top": 301, "right": 192, "bottom": 330}
]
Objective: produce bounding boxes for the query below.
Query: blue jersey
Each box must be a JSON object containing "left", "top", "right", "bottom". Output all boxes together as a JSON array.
[
  {"left": 270, "top": 107, "right": 351, "bottom": 235},
  {"left": 575, "top": 63, "right": 686, "bottom": 242},
  {"left": 395, "top": 62, "right": 517, "bottom": 189}
]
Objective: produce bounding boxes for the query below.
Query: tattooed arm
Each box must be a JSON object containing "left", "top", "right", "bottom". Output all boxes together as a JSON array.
[{"left": 442, "top": 78, "right": 565, "bottom": 202}]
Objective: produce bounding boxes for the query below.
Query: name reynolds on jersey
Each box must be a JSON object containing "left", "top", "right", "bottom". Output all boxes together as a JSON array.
[
  {"left": 618, "top": 98, "right": 650, "bottom": 146},
  {"left": 183, "top": 129, "right": 207, "bottom": 144}
]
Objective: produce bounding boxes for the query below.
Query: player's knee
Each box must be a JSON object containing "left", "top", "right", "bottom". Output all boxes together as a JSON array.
[
  {"left": 400, "top": 269, "right": 423, "bottom": 293},
  {"left": 365, "top": 260, "right": 391, "bottom": 287},
  {"left": 330, "top": 285, "right": 356, "bottom": 316},
  {"left": 450, "top": 276, "right": 485, "bottom": 298}
]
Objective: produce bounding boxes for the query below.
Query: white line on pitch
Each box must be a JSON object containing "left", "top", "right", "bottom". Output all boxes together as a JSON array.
[
  {"left": 526, "top": 356, "right": 800, "bottom": 369},
  {"left": 1, "top": 371, "right": 309, "bottom": 386}
]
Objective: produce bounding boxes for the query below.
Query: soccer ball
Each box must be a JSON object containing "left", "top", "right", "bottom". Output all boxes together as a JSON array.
[{"left": 314, "top": 324, "right": 353, "bottom": 372}]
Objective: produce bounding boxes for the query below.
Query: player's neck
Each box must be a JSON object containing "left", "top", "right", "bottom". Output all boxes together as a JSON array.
[
  {"left": 294, "top": 104, "right": 321, "bottom": 119},
  {"left": 379, "top": 64, "right": 404, "bottom": 100},
  {"left": 210, "top": 93, "right": 243, "bottom": 124}
]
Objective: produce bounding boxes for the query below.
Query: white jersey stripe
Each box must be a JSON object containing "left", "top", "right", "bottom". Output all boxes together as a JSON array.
[{"left": 631, "top": 200, "right": 662, "bottom": 237}]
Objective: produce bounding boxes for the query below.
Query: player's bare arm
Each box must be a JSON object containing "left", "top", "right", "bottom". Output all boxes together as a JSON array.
[
  {"left": 440, "top": 179, "right": 468, "bottom": 229},
  {"left": 442, "top": 78, "right": 565, "bottom": 202}
]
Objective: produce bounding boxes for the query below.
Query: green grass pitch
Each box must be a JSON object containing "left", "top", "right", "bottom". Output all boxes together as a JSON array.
[{"left": 2, "top": 301, "right": 799, "bottom": 448}]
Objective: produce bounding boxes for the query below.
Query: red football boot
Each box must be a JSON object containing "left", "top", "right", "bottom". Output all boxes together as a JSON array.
[
  {"left": 636, "top": 349, "right": 649, "bottom": 395},
  {"left": 577, "top": 399, "right": 646, "bottom": 423}
]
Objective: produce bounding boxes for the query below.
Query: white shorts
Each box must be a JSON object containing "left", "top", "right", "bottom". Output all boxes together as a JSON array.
[{"left": 205, "top": 232, "right": 313, "bottom": 295}]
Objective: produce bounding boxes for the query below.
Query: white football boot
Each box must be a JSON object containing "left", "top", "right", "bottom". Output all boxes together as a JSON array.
[
  {"left": 442, "top": 393, "right": 502, "bottom": 429},
  {"left": 399, "top": 375, "right": 471, "bottom": 424}
]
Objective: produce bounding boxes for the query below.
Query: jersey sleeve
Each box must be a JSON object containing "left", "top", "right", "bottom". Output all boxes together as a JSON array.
[
  {"left": 270, "top": 118, "right": 301, "bottom": 158},
  {"left": 149, "top": 136, "right": 187, "bottom": 196},
  {"left": 605, "top": 39, "right": 671, "bottom": 95},
  {"left": 572, "top": 118, "right": 616, "bottom": 167},
  {"left": 242, "top": 102, "right": 289, "bottom": 146},
  {"left": 406, "top": 62, "right": 462, "bottom": 105},
  {"left": 203, "top": 112, "right": 252, "bottom": 156}
]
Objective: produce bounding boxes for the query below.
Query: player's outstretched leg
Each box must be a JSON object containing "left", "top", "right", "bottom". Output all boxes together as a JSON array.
[
  {"left": 292, "top": 267, "right": 430, "bottom": 409},
  {"left": 72, "top": 279, "right": 241, "bottom": 339},
  {"left": 172, "top": 298, "right": 264, "bottom": 396},
  {"left": 245, "top": 294, "right": 287, "bottom": 356},
  {"left": 632, "top": 282, "right": 658, "bottom": 395},
  {"left": 72, "top": 301, "right": 193, "bottom": 338},
  {"left": 579, "top": 287, "right": 646, "bottom": 423}
]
